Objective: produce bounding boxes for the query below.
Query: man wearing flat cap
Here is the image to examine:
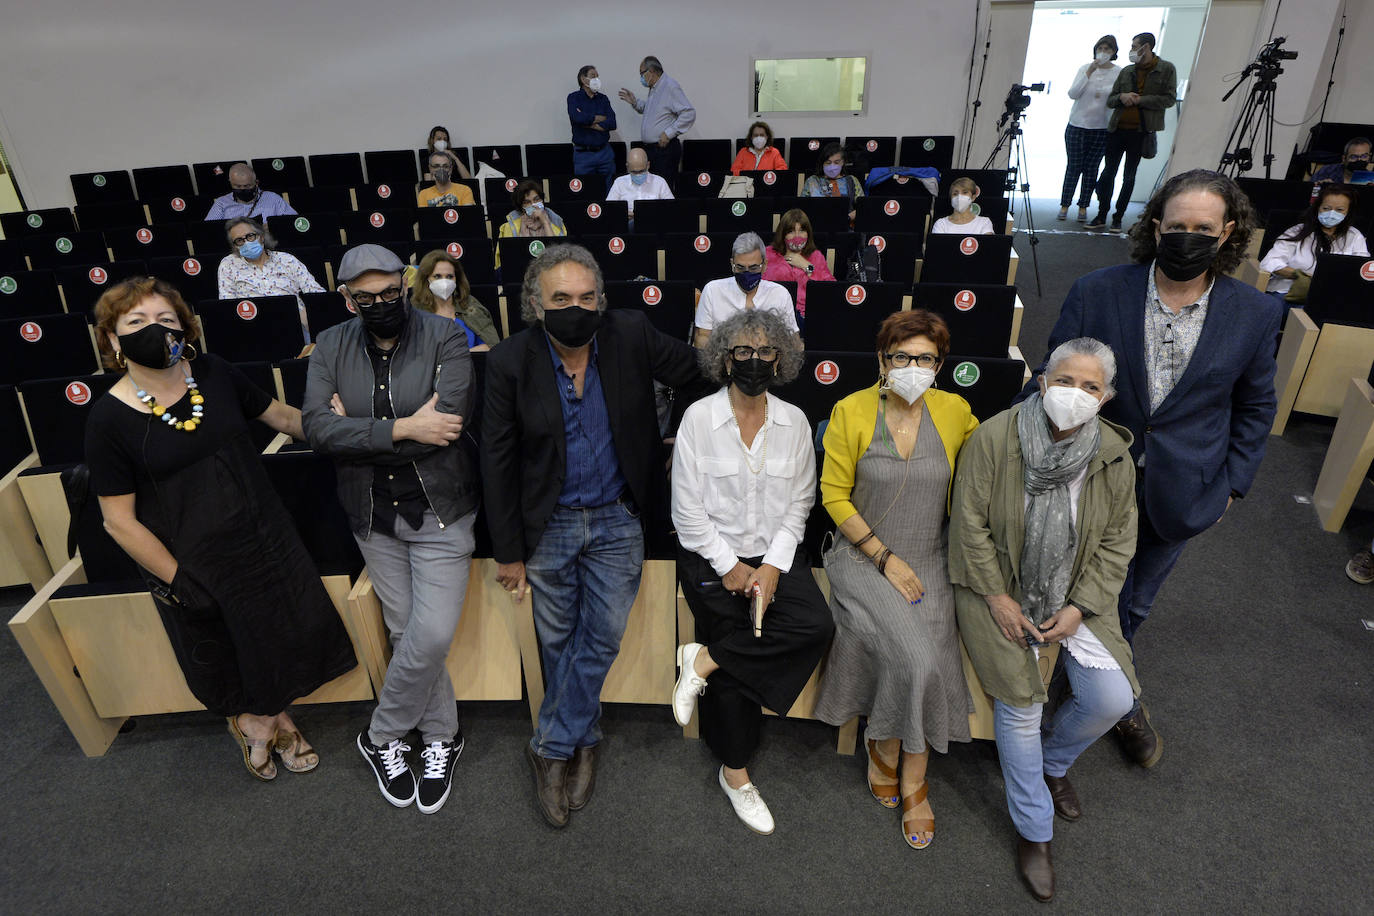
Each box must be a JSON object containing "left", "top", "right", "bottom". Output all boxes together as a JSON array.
[{"left": 303, "top": 244, "right": 477, "bottom": 815}]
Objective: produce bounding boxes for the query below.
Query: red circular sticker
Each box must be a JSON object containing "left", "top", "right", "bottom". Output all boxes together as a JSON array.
[
  {"left": 642, "top": 285, "right": 662, "bottom": 305},
  {"left": 443, "top": 208, "right": 459, "bottom": 224},
  {"left": 608, "top": 237, "right": 625, "bottom": 255},
  {"left": 869, "top": 235, "right": 887, "bottom": 253},
  {"left": 182, "top": 258, "right": 201, "bottom": 276},
  {"left": 1361, "top": 260, "right": 1374, "bottom": 282},
  {"left": 505, "top": 178, "right": 518, "bottom": 191},
  {"left": 446, "top": 241, "right": 464, "bottom": 258},
  {"left": 569, "top": 178, "right": 583, "bottom": 192},
  {"left": 866, "top": 140, "right": 878, "bottom": 153},
  {"left": 845, "top": 285, "right": 867, "bottom": 305},
  {"left": 65, "top": 381, "right": 92, "bottom": 406},
  {"left": 19, "top": 321, "right": 42, "bottom": 342},
  {"left": 763, "top": 171, "right": 776, "bottom": 185},
  {"left": 170, "top": 197, "right": 186, "bottom": 212},
  {"left": 814, "top": 359, "right": 839, "bottom": 384},
  {"left": 955, "top": 290, "right": 977, "bottom": 311},
  {"left": 369, "top": 212, "right": 385, "bottom": 228},
  {"left": 376, "top": 184, "right": 392, "bottom": 199},
  {"left": 808, "top": 140, "right": 820, "bottom": 151},
  {"left": 236, "top": 300, "right": 258, "bottom": 320},
  {"left": 88, "top": 266, "right": 108, "bottom": 285},
  {"left": 883, "top": 199, "right": 900, "bottom": 216},
  {"left": 136, "top": 228, "right": 153, "bottom": 244},
  {"left": 960, "top": 237, "right": 980, "bottom": 255},
  {"left": 693, "top": 235, "right": 711, "bottom": 253},
  {"left": 587, "top": 203, "right": 602, "bottom": 218},
  {"left": 697, "top": 172, "right": 711, "bottom": 187}
]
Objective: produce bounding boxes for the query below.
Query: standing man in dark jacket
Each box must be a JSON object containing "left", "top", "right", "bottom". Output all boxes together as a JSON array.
[
  {"left": 569, "top": 65, "right": 617, "bottom": 194},
  {"left": 304, "top": 244, "right": 477, "bottom": 815},
  {"left": 1025, "top": 170, "right": 1281, "bottom": 768},
  {"left": 482, "top": 244, "right": 700, "bottom": 828},
  {"left": 1088, "top": 32, "right": 1176, "bottom": 231}
]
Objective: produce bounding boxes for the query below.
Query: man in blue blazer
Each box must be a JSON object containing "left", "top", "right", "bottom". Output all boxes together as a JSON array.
[{"left": 1026, "top": 169, "right": 1282, "bottom": 768}]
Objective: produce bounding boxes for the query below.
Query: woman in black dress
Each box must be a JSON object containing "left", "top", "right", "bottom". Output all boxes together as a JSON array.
[{"left": 85, "top": 276, "right": 356, "bottom": 781}]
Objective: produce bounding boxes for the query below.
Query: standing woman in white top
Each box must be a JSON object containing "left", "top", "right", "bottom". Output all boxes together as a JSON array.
[
  {"left": 1059, "top": 36, "right": 1121, "bottom": 222},
  {"left": 670, "top": 309, "right": 835, "bottom": 836},
  {"left": 1259, "top": 183, "right": 1369, "bottom": 302}
]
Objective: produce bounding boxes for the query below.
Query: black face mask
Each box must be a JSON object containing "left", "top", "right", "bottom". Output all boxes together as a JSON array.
[
  {"left": 1155, "top": 231, "right": 1220, "bottom": 282},
  {"left": 357, "top": 295, "right": 410, "bottom": 340},
  {"left": 542, "top": 306, "right": 603, "bottom": 348},
  {"left": 233, "top": 186, "right": 259, "bottom": 203},
  {"left": 729, "top": 357, "right": 775, "bottom": 397},
  {"left": 118, "top": 324, "right": 188, "bottom": 369},
  {"left": 432, "top": 167, "right": 452, "bottom": 183}
]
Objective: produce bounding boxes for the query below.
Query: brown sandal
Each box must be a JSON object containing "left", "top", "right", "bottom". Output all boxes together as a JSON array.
[
  {"left": 902, "top": 781, "right": 934, "bottom": 849},
  {"left": 274, "top": 729, "right": 320, "bottom": 773},
  {"left": 866, "top": 739, "right": 899, "bottom": 808},
  {"left": 227, "top": 716, "right": 277, "bottom": 781}
]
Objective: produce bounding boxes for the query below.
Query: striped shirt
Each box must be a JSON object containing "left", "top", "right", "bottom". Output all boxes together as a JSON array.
[
  {"left": 204, "top": 190, "right": 296, "bottom": 221},
  {"left": 1143, "top": 263, "right": 1213, "bottom": 413}
]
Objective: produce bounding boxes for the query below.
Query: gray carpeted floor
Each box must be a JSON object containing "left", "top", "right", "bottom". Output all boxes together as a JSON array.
[{"left": 3, "top": 203, "right": 1372, "bottom": 913}]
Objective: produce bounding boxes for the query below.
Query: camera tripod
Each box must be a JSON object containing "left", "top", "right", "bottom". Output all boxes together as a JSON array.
[
  {"left": 1219, "top": 64, "right": 1283, "bottom": 178},
  {"left": 984, "top": 110, "right": 1043, "bottom": 296}
]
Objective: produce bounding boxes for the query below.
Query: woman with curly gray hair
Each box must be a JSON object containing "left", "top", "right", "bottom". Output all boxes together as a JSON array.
[{"left": 669, "top": 308, "right": 833, "bottom": 836}]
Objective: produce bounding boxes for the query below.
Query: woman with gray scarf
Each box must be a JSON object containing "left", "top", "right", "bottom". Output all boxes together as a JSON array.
[{"left": 948, "top": 338, "right": 1139, "bottom": 903}]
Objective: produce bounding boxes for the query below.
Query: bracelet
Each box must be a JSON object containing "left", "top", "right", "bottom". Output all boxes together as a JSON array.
[
  {"left": 876, "top": 548, "right": 893, "bottom": 574},
  {"left": 853, "top": 530, "right": 877, "bottom": 550}
]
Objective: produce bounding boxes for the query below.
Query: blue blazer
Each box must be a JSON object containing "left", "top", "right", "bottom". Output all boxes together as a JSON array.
[{"left": 1023, "top": 264, "right": 1283, "bottom": 541}]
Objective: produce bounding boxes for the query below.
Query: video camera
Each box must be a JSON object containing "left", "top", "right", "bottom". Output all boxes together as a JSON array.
[
  {"left": 1256, "top": 36, "right": 1298, "bottom": 64},
  {"left": 998, "top": 82, "right": 1045, "bottom": 127}
]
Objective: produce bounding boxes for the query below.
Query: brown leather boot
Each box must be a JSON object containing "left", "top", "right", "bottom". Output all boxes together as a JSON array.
[
  {"left": 1044, "top": 773, "right": 1081, "bottom": 821},
  {"left": 1113, "top": 704, "right": 1163, "bottom": 768},
  {"left": 567, "top": 745, "right": 598, "bottom": 811},
  {"left": 1017, "top": 837, "right": 1055, "bottom": 902},
  {"left": 525, "top": 744, "right": 569, "bottom": 828}
]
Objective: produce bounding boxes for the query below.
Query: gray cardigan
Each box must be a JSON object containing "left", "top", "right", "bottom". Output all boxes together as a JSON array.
[{"left": 303, "top": 307, "right": 478, "bottom": 537}]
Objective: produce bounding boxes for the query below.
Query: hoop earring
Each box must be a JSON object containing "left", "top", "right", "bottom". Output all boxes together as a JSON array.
[
  {"left": 182, "top": 343, "right": 198, "bottom": 361},
  {"left": 114, "top": 350, "right": 126, "bottom": 369}
]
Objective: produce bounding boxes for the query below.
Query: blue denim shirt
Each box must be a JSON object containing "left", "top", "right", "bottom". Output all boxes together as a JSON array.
[
  {"left": 567, "top": 89, "right": 616, "bottom": 149},
  {"left": 548, "top": 337, "right": 627, "bottom": 507}
]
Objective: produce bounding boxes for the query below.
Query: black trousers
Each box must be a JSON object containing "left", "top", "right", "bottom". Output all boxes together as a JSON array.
[
  {"left": 1095, "top": 128, "right": 1147, "bottom": 219},
  {"left": 677, "top": 545, "right": 834, "bottom": 768},
  {"left": 645, "top": 137, "right": 683, "bottom": 193}
]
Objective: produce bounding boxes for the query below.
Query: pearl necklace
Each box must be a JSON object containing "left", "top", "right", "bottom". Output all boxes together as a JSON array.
[
  {"left": 728, "top": 390, "right": 768, "bottom": 474},
  {"left": 136, "top": 375, "right": 205, "bottom": 432}
]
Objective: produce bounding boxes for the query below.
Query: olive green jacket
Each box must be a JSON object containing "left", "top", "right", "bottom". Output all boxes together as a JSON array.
[
  {"left": 1106, "top": 57, "right": 1177, "bottom": 133},
  {"left": 948, "top": 404, "right": 1140, "bottom": 707}
]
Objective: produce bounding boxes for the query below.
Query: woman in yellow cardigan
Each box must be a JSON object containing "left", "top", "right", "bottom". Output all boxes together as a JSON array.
[{"left": 813, "top": 309, "right": 979, "bottom": 850}]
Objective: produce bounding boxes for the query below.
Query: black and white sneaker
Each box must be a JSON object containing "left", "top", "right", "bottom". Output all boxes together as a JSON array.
[
  {"left": 357, "top": 732, "right": 416, "bottom": 808},
  {"left": 416, "top": 731, "right": 465, "bottom": 815}
]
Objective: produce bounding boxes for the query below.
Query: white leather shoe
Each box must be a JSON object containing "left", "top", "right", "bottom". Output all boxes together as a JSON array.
[
  {"left": 673, "top": 643, "right": 708, "bottom": 727},
  {"left": 719, "top": 766, "right": 775, "bottom": 835}
]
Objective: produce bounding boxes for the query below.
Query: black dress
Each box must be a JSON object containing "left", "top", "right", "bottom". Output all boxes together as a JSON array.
[{"left": 85, "top": 354, "right": 356, "bottom": 716}]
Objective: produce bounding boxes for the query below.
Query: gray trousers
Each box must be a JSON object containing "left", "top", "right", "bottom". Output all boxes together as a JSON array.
[{"left": 355, "top": 510, "right": 475, "bottom": 745}]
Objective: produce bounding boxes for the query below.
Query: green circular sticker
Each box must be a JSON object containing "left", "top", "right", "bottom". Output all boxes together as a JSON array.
[
  {"left": 0, "top": 276, "right": 16, "bottom": 295},
  {"left": 294, "top": 217, "right": 310, "bottom": 232},
  {"left": 26, "top": 213, "right": 42, "bottom": 229},
  {"left": 923, "top": 138, "right": 936, "bottom": 151},
  {"left": 92, "top": 174, "right": 107, "bottom": 187},
  {"left": 272, "top": 158, "right": 285, "bottom": 171},
  {"left": 529, "top": 240, "right": 546, "bottom": 257},
  {"left": 731, "top": 200, "right": 747, "bottom": 217},
  {"left": 952, "top": 361, "right": 981, "bottom": 387},
  {"left": 55, "top": 237, "right": 73, "bottom": 254},
  {"left": 971, "top": 203, "right": 982, "bottom": 217}
]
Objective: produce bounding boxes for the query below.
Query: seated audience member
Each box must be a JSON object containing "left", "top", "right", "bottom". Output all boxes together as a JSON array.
[
  {"left": 1312, "top": 137, "right": 1371, "bottom": 184},
  {"left": 569, "top": 65, "right": 617, "bottom": 193},
  {"left": 417, "top": 151, "right": 476, "bottom": 207},
  {"left": 426, "top": 125, "right": 472, "bottom": 180},
  {"left": 205, "top": 163, "right": 296, "bottom": 221},
  {"left": 693, "top": 232, "right": 798, "bottom": 347},
  {"left": 949, "top": 337, "right": 1139, "bottom": 903},
  {"left": 607, "top": 148, "right": 674, "bottom": 219},
  {"left": 762, "top": 208, "right": 833, "bottom": 318},
  {"left": 672, "top": 308, "right": 833, "bottom": 836},
  {"left": 804, "top": 142, "right": 864, "bottom": 223},
  {"left": 1259, "top": 183, "right": 1368, "bottom": 301},
  {"left": 498, "top": 180, "right": 568, "bottom": 239},
  {"left": 217, "top": 217, "right": 324, "bottom": 338},
  {"left": 730, "top": 121, "right": 788, "bottom": 176},
  {"left": 931, "top": 178, "right": 995, "bottom": 235},
  {"left": 412, "top": 249, "right": 500, "bottom": 351}
]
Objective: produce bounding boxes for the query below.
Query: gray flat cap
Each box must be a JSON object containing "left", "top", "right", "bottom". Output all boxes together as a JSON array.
[{"left": 336, "top": 243, "right": 405, "bottom": 283}]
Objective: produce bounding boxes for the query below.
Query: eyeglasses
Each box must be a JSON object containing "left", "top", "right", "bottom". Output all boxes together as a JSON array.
[
  {"left": 886, "top": 352, "right": 939, "bottom": 369},
  {"left": 730, "top": 261, "right": 764, "bottom": 273},
  {"left": 730, "top": 345, "right": 780, "bottom": 362},
  {"left": 1347, "top": 154, "right": 1371, "bottom": 162},
  {"left": 230, "top": 232, "right": 261, "bottom": 248},
  {"left": 349, "top": 286, "right": 404, "bottom": 307}
]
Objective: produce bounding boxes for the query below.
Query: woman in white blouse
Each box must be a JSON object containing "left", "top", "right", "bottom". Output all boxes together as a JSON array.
[
  {"left": 1059, "top": 36, "right": 1121, "bottom": 222},
  {"left": 1259, "top": 184, "right": 1368, "bottom": 301},
  {"left": 216, "top": 217, "right": 325, "bottom": 339},
  {"left": 670, "top": 309, "right": 834, "bottom": 836}
]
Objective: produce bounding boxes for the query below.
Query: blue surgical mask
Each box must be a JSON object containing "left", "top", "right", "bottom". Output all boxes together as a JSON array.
[
  {"left": 239, "top": 240, "right": 264, "bottom": 260},
  {"left": 523, "top": 202, "right": 544, "bottom": 217},
  {"left": 640, "top": 74, "right": 650, "bottom": 88},
  {"left": 1317, "top": 209, "right": 1346, "bottom": 228},
  {"left": 631, "top": 172, "right": 648, "bottom": 186}
]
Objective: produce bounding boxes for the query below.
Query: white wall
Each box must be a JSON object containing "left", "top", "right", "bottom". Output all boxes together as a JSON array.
[
  {"left": 1301, "top": 0, "right": 1374, "bottom": 135},
  {"left": 0, "top": 0, "right": 988, "bottom": 208}
]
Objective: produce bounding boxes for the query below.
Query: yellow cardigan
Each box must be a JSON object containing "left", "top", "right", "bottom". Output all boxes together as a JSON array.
[{"left": 820, "top": 383, "right": 979, "bottom": 525}]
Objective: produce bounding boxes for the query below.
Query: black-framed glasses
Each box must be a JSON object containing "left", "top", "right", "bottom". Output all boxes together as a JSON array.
[
  {"left": 349, "top": 286, "right": 404, "bottom": 307},
  {"left": 230, "top": 232, "right": 261, "bottom": 248},
  {"left": 886, "top": 352, "right": 938, "bottom": 369},
  {"left": 730, "top": 261, "right": 764, "bottom": 274},
  {"left": 730, "top": 345, "right": 780, "bottom": 362}
]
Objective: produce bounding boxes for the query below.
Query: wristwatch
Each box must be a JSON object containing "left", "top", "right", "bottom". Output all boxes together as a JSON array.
[
  {"left": 805, "top": 263, "right": 814, "bottom": 276},
  {"left": 148, "top": 579, "right": 179, "bottom": 605}
]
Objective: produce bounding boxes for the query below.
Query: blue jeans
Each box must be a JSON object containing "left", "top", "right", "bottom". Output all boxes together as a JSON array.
[
  {"left": 573, "top": 146, "right": 616, "bottom": 194},
  {"left": 994, "top": 650, "right": 1134, "bottom": 842},
  {"left": 524, "top": 501, "right": 645, "bottom": 759}
]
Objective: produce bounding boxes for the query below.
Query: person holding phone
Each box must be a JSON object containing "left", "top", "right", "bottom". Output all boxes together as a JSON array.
[
  {"left": 948, "top": 337, "right": 1139, "bottom": 903},
  {"left": 670, "top": 309, "right": 834, "bottom": 836}
]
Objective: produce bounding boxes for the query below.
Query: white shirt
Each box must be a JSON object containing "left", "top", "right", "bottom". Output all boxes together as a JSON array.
[
  {"left": 1067, "top": 62, "right": 1121, "bottom": 130},
  {"left": 606, "top": 172, "right": 674, "bottom": 214},
  {"left": 694, "top": 278, "right": 798, "bottom": 333},
  {"left": 1259, "top": 225, "right": 1369, "bottom": 294},
  {"left": 932, "top": 215, "right": 995, "bottom": 235},
  {"left": 671, "top": 388, "right": 815, "bottom": 576}
]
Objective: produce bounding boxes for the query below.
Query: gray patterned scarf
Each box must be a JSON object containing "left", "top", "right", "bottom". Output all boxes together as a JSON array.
[{"left": 1016, "top": 393, "right": 1100, "bottom": 625}]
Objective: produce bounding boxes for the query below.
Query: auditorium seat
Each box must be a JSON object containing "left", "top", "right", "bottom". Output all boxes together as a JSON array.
[
  {"left": 677, "top": 170, "right": 727, "bottom": 199},
  {"left": 1273, "top": 254, "right": 1374, "bottom": 423},
  {"left": 791, "top": 136, "right": 842, "bottom": 163},
  {"left": 583, "top": 233, "right": 658, "bottom": 282},
  {"left": 560, "top": 199, "right": 630, "bottom": 237},
  {"left": 632, "top": 198, "right": 701, "bottom": 235},
  {"left": 0, "top": 383, "right": 50, "bottom": 589},
  {"left": 935, "top": 354, "right": 1026, "bottom": 421},
  {"left": 846, "top": 135, "right": 898, "bottom": 170},
  {"left": 802, "top": 281, "right": 908, "bottom": 351},
  {"left": 0, "top": 270, "right": 64, "bottom": 319},
  {"left": 251, "top": 155, "right": 310, "bottom": 190},
  {"left": 941, "top": 169, "right": 1009, "bottom": 198},
  {"left": 268, "top": 211, "right": 343, "bottom": 250},
  {"left": 0, "top": 314, "right": 101, "bottom": 385},
  {"left": 364, "top": 149, "right": 421, "bottom": 188},
  {"left": 851, "top": 231, "right": 924, "bottom": 286},
  {"left": 931, "top": 196, "right": 1012, "bottom": 233},
  {"left": 524, "top": 143, "right": 574, "bottom": 176},
  {"left": 341, "top": 209, "right": 417, "bottom": 245},
  {"left": 187, "top": 219, "right": 232, "bottom": 257},
  {"left": 146, "top": 254, "right": 219, "bottom": 304},
  {"left": 899, "top": 135, "right": 956, "bottom": 171},
  {"left": 284, "top": 185, "right": 354, "bottom": 214},
  {"left": 75, "top": 201, "right": 149, "bottom": 232},
  {"left": 198, "top": 296, "right": 308, "bottom": 363},
  {"left": 1, "top": 209, "right": 77, "bottom": 240},
  {"left": 681, "top": 139, "right": 732, "bottom": 173},
  {"left": 661, "top": 232, "right": 735, "bottom": 291},
  {"left": 69, "top": 170, "right": 136, "bottom": 206},
  {"left": 146, "top": 193, "right": 211, "bottom": 225},
  {"left": 22, "top": 232, "right": 110, "bottom": 271},
  {"left": 738, "top": 170, "right": 795, "bottom": 198},
  {"left": 918, "top": 233, "right": 1014, "bottom": 285},
  {"left": 132, "top": 165, "right": 195, "bottom": 204},
  {"left": 309, "top": 152, "right": 365, "bottom": 188},
  {"left": 415, "top": 237, "right": 497, "bottom": 287},
  {"left": 545, "top": 175, "right": 604, "bottom": 205},
  {"left": 104, "top": 224, "right": 191, "bottom": 262},
  {"left": 911, "top": 282, "right": 1018, "bottom": 357},
  {"left": 701, "top": 198, "right": 775, "bottom": 236},
  {"left": 1312, "top": 376, "right": 1374, "bottom": 532},
  {"left": 855, "top": 195, "right": 930, "bottom": 235},
  {"left": 415, "top": 205, "right": 488, "bottom": 241},
  {"left": 497, "top": 236, "right": 564, "bottom": 292},
  {"left": 300, "top": 291, "right": 353, "bottom": 340},
  {"left": 483, "top": 176, "right": 532, "bottom": 227},
  {"left": 355, "top": 181, "right": 416, "bottom": 212},
  {"left": 772, "top": 196, "right": 849, "bottom": 234},
  {"left": 776, "top": 351, "right": 879, "bottom": 428},
  {"left": 192, "top": 160, "right": 243, "bottom": 197},
  {"left": 472, "top": 144, "right": 524, "bottom": 174},
  {"left": 57, "top": 261, "right": 147, "bottom": 316},
  {"left": 0, "top": 240, "right": 26, "bottom": 273},
  {"left": 604, "top": 280, "right": 695, "bottom": 341}
]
